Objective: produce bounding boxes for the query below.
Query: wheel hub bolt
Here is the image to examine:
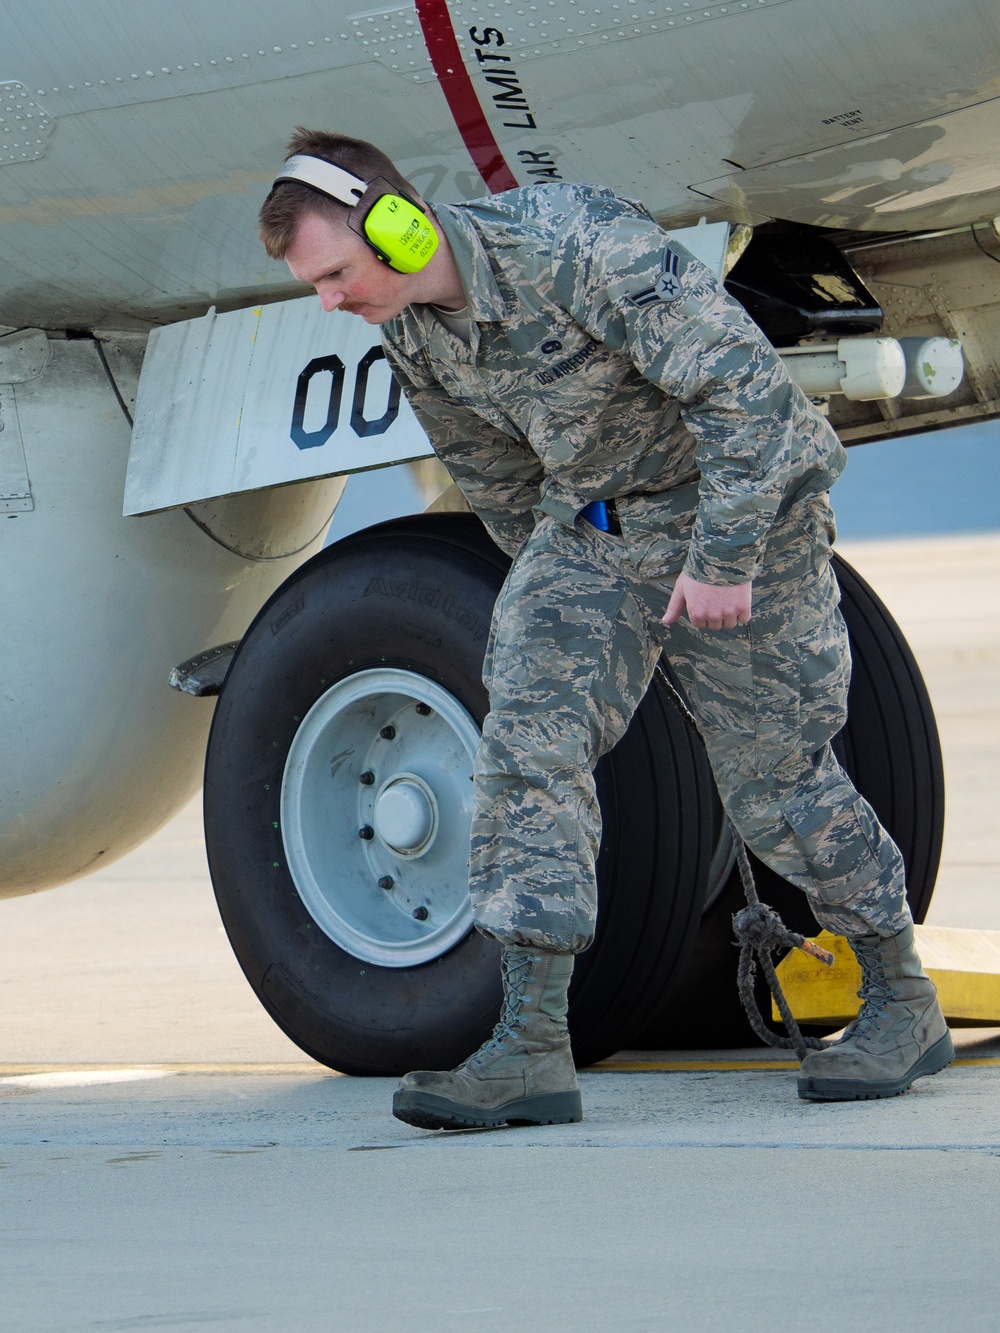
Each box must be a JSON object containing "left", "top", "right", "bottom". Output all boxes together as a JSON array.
[
  {"left": 412, "top": 905, "right": 429, "bottom": 921},
  {"left": 359, "top": 825, "right": 374, "bottom": 840},
  {"left": 380, "top": 725, "right": 396, "bottom": 740},
  {"left": 378, "top": 875, "right": 394, "bottom": 890},
  {"left": 359, "top": 770, "right": 375, "bottom": 786},
  {"left": 415, "top": 702, "right": 431, "bottom": 716}
]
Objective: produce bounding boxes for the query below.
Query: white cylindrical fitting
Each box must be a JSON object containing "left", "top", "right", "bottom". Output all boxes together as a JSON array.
[
  {"left": 781, "top": 337, "right": 906, "bottom": 400},
  {"left": 897, "top": 337, "right": 965, "bottom": 399},
  {"left": 836, "top": 337, "right": 906, "bottom": 400},
  {"left": 780, "top": 347, "right": 846, "bottom": 396}
]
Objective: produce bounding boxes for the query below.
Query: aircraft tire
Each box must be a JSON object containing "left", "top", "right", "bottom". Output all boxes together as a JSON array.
[
  {"left": 204, "top": 514, "right": 714, "bottom": 1075},
  {"left": 632, "top": 552, "right": 946, "bottom": 1050}
]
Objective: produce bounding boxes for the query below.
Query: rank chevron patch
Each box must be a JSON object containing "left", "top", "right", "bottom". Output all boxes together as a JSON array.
[{"left": 628, "top": 247, "right": 683, "bottom": 307}]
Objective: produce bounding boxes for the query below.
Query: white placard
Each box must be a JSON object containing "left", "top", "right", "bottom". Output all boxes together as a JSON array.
[{"left": 124, "top": 297, "right": 433, "bottom": 515}]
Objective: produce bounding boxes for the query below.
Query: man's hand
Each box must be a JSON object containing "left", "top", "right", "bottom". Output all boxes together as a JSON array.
[{"left": 663, "top": 572, "right": 753, "bottom": 630}]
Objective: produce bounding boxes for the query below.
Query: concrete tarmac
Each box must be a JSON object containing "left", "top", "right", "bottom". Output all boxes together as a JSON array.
[
  {"left": 2, "top": 533, "right": 999, "bottom": 1331},
  {"left": 4, "top": 1055, "right": 1000, "bottom": 1332}
]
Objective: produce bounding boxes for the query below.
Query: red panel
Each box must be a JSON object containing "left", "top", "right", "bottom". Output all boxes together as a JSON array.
[{"left": 416, "top": 0, "right": 519, "bottom": 193}]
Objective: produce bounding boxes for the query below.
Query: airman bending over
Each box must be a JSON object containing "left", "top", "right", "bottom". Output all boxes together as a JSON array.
[{"left": 259, "top": 130, "right": 953, "bottom": 1127}]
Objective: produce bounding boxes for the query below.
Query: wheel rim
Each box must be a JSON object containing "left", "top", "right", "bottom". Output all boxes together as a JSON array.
[{"left": 280, "top": 668, "right": 480, "bottom": 967}]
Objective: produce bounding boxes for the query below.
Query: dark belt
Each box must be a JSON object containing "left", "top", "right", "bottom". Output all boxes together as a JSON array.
[{"left": 579, "top": 499, "right": 622, "bottom": 535}]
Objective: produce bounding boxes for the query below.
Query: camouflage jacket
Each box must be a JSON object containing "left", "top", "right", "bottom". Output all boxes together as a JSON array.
[{"left": 380, "top": 183, "right": 846, "bottom": 584}]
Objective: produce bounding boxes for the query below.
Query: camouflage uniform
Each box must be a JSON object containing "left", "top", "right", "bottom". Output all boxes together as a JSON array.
[{"left": 381, "top": 184, "right": 909, "bottom": 954}]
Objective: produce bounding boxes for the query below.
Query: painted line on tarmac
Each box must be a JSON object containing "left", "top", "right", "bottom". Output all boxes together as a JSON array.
[
  {"left": 0, "top": 1063, "right": 332, "bottom": 1080},
  {"left": 594, "top": 1059, "right": 798, "bottom": 1071},
  {"left": 592, "top": 1057, "right": 1000, "bottom": 1072},
  {"left": 0, "top": 1069, "right": 176, "bottom": 1089}
]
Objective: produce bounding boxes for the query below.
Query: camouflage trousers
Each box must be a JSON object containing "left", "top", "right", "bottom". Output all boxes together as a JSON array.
[{"left": 469, "top": 502, "right": 910, "bottom": 953}]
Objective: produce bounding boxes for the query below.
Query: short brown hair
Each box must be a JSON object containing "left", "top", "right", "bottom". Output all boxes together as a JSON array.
[{"left": 258, "top": 128, "right": 419, "bottom": 259}]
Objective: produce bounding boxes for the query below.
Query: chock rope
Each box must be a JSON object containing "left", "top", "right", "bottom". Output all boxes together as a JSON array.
[
  {"left": 730, "top": 833, "right": 836, "bottom": 1059},
  {"left": 654, "top": 661, "right": 836, "bottom": 1060}
]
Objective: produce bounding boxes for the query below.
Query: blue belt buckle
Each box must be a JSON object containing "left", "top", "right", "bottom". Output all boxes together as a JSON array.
[{"left": 580, "top": 500, "right": 609, "bottom": 531}]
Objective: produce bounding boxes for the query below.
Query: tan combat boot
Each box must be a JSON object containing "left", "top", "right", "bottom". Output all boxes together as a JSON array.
[
  {"left": 798, "top": 922, "right": 954, "bottom": 1101},
  {"left": 393, "top": 946, "right": 582, "bottom": 1130}
]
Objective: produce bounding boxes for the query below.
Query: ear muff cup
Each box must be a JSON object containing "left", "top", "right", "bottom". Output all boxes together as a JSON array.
[
  {"left": 272, "top": 158, "right": 439, "bottom": 276},
  {"left": 349, "top": 181, "right": 439, "bottom": 274}
]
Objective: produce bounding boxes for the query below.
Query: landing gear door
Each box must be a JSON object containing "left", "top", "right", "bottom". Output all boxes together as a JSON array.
[{"left": 123, "top": 298, "right": 434, "bottom": 517}]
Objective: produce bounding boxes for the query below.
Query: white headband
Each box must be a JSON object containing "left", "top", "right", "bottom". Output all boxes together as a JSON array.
[{"left": 273, "top": 154, "right": 369, "bottom": 207}]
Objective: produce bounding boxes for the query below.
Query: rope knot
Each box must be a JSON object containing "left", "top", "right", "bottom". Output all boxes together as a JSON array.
[
  {"left": 732, "top": 902, "right": 798, "bottom": 953},
  {"left": 729, "top": 831, "right": 834, "bottom": 1059}
]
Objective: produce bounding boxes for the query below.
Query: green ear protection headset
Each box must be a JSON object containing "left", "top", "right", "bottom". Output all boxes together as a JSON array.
[{"left": 273, "top": 154, "right": 438, "bottom": 274}]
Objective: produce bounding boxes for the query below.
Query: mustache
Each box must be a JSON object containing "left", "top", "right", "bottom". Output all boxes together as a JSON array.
[{"left": 338, "top": 299, "right": 366, "bottom": 314}]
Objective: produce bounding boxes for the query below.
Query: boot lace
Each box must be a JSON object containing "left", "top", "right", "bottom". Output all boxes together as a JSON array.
[
  {"left": 469, "top": 951, "right": 533, "bottom": 1063},
  {"left": 845, "top": 939, "right": 892, "bottom": 1038}
]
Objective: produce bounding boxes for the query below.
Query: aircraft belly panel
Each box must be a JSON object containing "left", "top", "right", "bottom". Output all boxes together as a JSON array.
[
  {"left": 0, "top": 61, "right": 466, "bottom": 329},
  {"left": 405, "top": 0, "right": 1000, "bottom": 215},
  {"left": 691, "top": 96, "right": 1000, "bottom": 231},
  {"left": 0, "top": 0, "right": 367, "bottom": 116},
  {"left": 0, "top": 1, "right": 998, "bottom": 322}
]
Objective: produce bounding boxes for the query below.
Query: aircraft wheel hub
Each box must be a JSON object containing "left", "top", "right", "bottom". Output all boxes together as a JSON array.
[
  {"left": 279, "top": 667, "right": 479, "bottom": 967},
  {"left": 373, "top": 775, "right": 438, "bottom": 856}
]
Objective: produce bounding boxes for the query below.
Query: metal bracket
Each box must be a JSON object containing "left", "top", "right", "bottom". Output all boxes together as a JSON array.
[
  {"left": 0, "top": 328, "right": 50, "bottom": 382},
  {"left": 0, "top": 388, "right": 32, "bottom": 513},
  {"left": 168, "top": 641, "right": 240, "bottom": 696}
]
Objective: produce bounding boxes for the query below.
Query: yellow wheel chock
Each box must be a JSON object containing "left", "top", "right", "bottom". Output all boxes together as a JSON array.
[{"left": 773, "top": 926, "right": 1000, "bottom": 1027}]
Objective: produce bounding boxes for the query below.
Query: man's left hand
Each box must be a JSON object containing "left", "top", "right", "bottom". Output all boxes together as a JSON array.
[{"left": 663, "top": 572, "right": 753, "bottom": 630}]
